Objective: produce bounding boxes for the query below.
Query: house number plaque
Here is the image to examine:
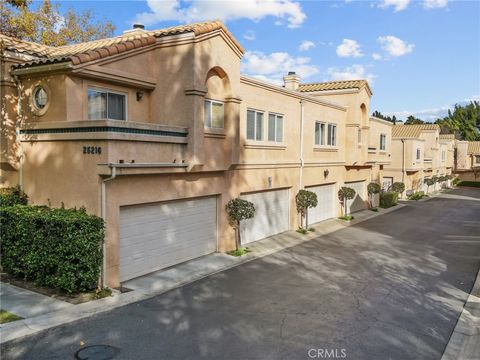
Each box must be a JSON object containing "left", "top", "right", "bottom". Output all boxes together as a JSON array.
[{"left": 83, "top": 146, "right": 102, "bottom": 155}]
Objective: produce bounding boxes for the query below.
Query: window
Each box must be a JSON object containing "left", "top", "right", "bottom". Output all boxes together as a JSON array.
[
  {"left": 327, "top": 123, "right": 337, "bottom": 146},
  {"left": 33, "top": 86, "right": 48, "bottom": 110},
  {"left": 475, "top": 155, "right": 480, "bottom": 164},
  {"left": 247, "top": 109, "right": 263, "bottom": 141},
  {"left": 268, "top": 113, "right": 283, "bottom": 142},
  {"left": 441, "top": 150, "right": 446, "bottom": 161},
  {"left": 315, "top": 122, "right": 326, "bottom": 145},
  {"left": 204, "top": 99, "right": 224, "bottom": 129},
  {"left": 416, "top": 148, "right": 421, "bottom": 160},
  {"left": 358, "top": 129, "right": 362, "bottom": 144},
  {"left": 380, "top": 134, "right": 386, "bottom": 151},
  {"left": 88, "top": 88, "right": 126, "bottom": 120}
]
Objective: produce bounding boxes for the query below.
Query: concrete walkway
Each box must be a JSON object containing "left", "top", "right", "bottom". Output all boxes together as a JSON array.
[
  {"left": 0, "top": 203, "right": 404, "bottom": 344},
  {"left": 442, "top": 268, "right": 480, "bottom": 360},
  {"left": 0, "top": 283, "right": 72, "bottom": 319}
]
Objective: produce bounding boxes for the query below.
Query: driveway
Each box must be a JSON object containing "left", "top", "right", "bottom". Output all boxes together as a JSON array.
[{"left": 2, "top": 188, "right": 480, "bottom": 360}]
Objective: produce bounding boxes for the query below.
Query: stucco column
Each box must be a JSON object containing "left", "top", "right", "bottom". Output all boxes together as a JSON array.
[{"left": 184, "top": 88, "right": 207, "bottom": 170}]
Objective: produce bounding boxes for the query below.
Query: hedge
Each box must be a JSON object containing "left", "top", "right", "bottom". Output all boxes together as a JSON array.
[
  {"left": 457, "top": 181, "right": 480, "bottom": 188},
  {"left": 0, "top": 186, "right": 28, "bottom": 207},
  {"left": 380, "top": 192, "right": 399, "bottom": 208},
  {"left": 0, "top": 205, "right": 104, "bottom": 293}
]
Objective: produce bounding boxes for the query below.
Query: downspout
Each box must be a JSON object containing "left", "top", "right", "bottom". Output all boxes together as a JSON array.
[
  {"left": 13, "top": 74, "right": 24, "bottom": 190},
  {"left": 401, "top": 139, "right": 405, "bottom": 198},
  {"left": 299, "top": 100, "right": 305, "bottom": 189},
  {"left": 100, "top": 165, "right": 117, "bottom": 288}
]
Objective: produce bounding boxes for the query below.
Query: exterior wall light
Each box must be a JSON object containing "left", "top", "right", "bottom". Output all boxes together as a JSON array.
[
  {"left": 324, "top": 169, "right": 329, "bottom": 177},
  {"left": 136, "top": 91, "right": 144, "bottom": 101}
]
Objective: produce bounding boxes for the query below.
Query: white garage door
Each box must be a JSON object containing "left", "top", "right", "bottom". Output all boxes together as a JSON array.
[
  {"left": 306, "top": 184, "right": 336, "bottom": 224},
  {"left": 240, "top": 189, "right": 289, "bottom": 245},
  {"left": 346, "top": 180, "right": 366, "bottom": 214},
  {"left": 119, "top": 197, "right": 217, "bottom": 282}
]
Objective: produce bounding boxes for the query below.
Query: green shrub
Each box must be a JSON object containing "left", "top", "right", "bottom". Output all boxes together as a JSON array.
[
  {"left": 457, "top": 181, "right": 480, "bottom": 188},
  {"left": 408, "top": 191, "right": 425, "bottom": 201},
  {"left": 452, "top": 177, "right": 460, "bottom": 186},
  {"left": 0, "top": 205, "right": 104, "bottom": 293},
  {"left": 0, "top": 186, "right": 28, "bottom": 207},
  {"left": 380, "top": 192, "right": 399, "bottom": 208},
  {"left": 391, "top": 182, "right": 405, "bottom": 194}
]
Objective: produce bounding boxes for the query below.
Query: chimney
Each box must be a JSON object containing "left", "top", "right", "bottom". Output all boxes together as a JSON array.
[
  {"left": 283, "top": 71, "right": 300, "bottom": 90},
  {"left": 133, "top": 24, "right": 145, "bottom": 30}
]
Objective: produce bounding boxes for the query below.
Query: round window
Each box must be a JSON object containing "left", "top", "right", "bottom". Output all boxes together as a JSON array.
[{"left": 33, "top": 86, "right": 48, "bottom": 109}]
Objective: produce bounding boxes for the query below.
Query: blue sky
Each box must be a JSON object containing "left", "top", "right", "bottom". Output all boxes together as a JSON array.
[{"left": 49, "top": 0, "right": 479, "bottom": 121}]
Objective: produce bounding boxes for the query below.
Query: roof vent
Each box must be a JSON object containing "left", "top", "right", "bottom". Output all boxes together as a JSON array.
[{"left": 133, "top": 24, "right": 145, "bottom": 30}]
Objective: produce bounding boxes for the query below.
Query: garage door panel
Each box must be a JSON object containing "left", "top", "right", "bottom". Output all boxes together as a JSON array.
[
  {"left": 240, "top": 189, "right": 289, "bottom": 245},
  {"left": 119, "top": 197, "right": 217, "bottom": 282},
  {"left": 307, "top": 184, "right": 335, "bottom": 224},
  {"left": 346, "top": 181, "right": 366, "bottom": 213}
]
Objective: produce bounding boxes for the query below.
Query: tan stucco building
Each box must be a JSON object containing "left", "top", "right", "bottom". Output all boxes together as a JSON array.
[
  {"left": 455, "top": 140, "right": 480, "bottom": 181},
  {"left": 2, "top": 21, "right": 398, "bottom": 287},
  {"left": 383, "top": 124, "right": 455, "bottom": 193}
]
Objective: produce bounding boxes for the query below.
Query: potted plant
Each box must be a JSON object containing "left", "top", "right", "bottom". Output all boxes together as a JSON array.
[
  {"left": 295, "top": 189, "right": 318, "bottom": 233},
  {"left": 225, "top": 198, "right": 255, "bottom": 252}
]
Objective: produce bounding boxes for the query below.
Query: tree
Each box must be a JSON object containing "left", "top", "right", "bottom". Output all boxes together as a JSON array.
[
  {"left": 424, "top": 178, "right": 434, "bottom": 193},
  {"left": 435, "top": 101, "right": 480, "bottom": 141},
  {"left": 371, "top": 110, "right": 396, "bottom": 124},
  {"left": 367, "top": 182, "right": 381, "bottom": 208},
  {"left": 405, "top": 115, "right": 425, "bottom": 125},
  {"left": 295, "top": 189, "right": 318, "bottom": 230},
  {"left": 338, "top": 187, "right": 356, "bottom": 216},
  {"left": 1, "top": 0, "right": 115, "bottom": 46},
  {"left": 225, "top": 198, "right": 255, "bottom": 250},
  {"left": 391, "top": 182, "right": 405, "bottom": 194}
]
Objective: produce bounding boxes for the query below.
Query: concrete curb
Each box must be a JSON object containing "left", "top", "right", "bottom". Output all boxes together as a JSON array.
[
  {"left": 0, "top": 202, "right": 406, "bottom": 344},
  {"left": 441, "top": 268, "right": 480, "bottom": 360}
]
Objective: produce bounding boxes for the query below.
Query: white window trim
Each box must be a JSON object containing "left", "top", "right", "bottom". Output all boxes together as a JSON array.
[
  {"left": 204, "top": 98, "right": 225, "bottom": 129},
  {"left": 327, "top": 123, "right": 337, "bottom": 147},
  {"left": 314, "top": 121, "right": 326, "bottom": 146},
  {"left": 380, "top": 133, "right": 387, "bottom": 151},
  {"left": 246, "top": 108, "right": 264, "bottom": 141},
  {"left": 88, "top": 87, "right": 128, "bottom": 121},
  {"left": 268, "top": 112, "right": 284, "bottom": 143}
]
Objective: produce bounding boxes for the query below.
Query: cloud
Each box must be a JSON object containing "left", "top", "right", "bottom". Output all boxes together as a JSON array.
[
  {"left": 299, "top": 40, "right": 315, "bottom": 51},
  {"left": 241, "top": 50, "right": 319, "bottom": 85},
  {"left": 378, "top": 0, "right": 411, "bottom": 12},
  {"left": 372, "top": 53, "right": 382, "bottom": 60},
  {"left": 243, "top": 30, "right": 256, "bottom": 41},
  {"left": 423, "top": 0, "right": 448, "bottom": 9},
  {"left": 385, "top": 96, "right": 478, "bottom": 122},
  {"left": 378, "top": 35, "right": 414, "bottom": 57},
  {"left": 326, "top": 64, "right": 376, "bottom": 84},
  {"left": 134, "top": 0, "right": 306, "bottom": 28},
  {"left": 336, "top": 39, "right": 363, "bottom": 58}
]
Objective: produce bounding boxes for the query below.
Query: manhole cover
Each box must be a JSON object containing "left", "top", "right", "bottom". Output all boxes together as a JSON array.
[{"left": 74, "top": 345, "right": 119, "bottom": 360}]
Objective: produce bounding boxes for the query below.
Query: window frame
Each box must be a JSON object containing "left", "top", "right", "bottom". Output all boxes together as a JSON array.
[
  {"left": 379, "top": 133, "right": 387, "bottom": 151},
  {"left": 314, "top": 121, "right": 326, "bottom": 146},
  {"left": 327, "top": 123, "right": 337, "bottom": 146},
  {"left": 416, "top": 148, "right": 421, "bottom": 160},
  {"left": 87, "top": 87, "right": 128, "bottom": 121},
  {"left": 358, "top": 128, "right": 362, "bottom": 145},
  {"left": 204, "top": 98, "right": 225, "bottom": 129},
  {"left": 268, "top": 112, "right": 284, "bottom": 143},
  {"left": 441, "top": 150, "right": 446, "bottom": 161},
  {"left": 475, "top": 155, "right": 480, "bottom": 164},
  {"left": 246, "top": 108, "right": 264, "bottom": 141}
]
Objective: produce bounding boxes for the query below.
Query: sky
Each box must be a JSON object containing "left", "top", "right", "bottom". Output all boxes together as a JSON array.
[{"left": 46, "top": 0, "right": 480, "bottom": 121}]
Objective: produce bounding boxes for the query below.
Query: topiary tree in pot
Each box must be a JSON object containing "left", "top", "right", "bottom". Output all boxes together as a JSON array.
[
  {"left": 367, "top": 182, "right": 381, "bottom": 208},
  {"left": 225, "top": 198, "right": 255, "bottom": 250},
  {"left": 338, "top": 187, "right": 356, "bottom": 217},
  {"left": 424, "top": 178, "right": 434, "bottom": 193},
  {"left": 391, "top": 182, "right": 405, "bottom": 195},
  {"left": 295, "top": 189, "right": 318, "bottom": 231}
]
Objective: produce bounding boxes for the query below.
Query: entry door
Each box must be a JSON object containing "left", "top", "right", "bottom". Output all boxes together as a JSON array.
[
  {"left": 240, "top": 189, "right": 289, "bottom": 244},
  {"left": 307, "top": 184, "right": 336, "bottom": 224},
  {"left": 119, "top": 197, "right": 217, "bottom": 282}
]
